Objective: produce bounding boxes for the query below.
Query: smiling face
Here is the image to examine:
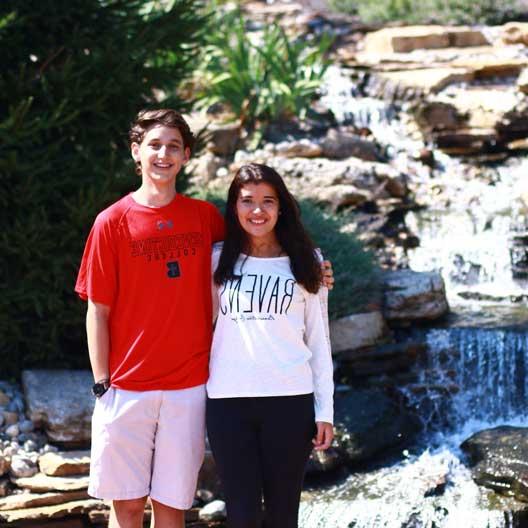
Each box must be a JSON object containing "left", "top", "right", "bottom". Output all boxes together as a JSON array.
[
  {"left": 236, "top": 182, "right": 280, "bottom": 244},
  {"left": 131, "top": 125, "right": 190, "bottom": 187}
]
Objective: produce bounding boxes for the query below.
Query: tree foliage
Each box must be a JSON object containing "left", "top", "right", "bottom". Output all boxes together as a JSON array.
[{"left": 0, "top": 0, "right": 207, "bottom": 376}]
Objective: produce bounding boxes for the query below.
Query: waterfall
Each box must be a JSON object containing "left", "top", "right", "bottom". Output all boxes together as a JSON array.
[{"left": 300, "top": 327, "right": 528, "bottom": 528}]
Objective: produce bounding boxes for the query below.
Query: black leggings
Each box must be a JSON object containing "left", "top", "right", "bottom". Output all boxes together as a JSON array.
[{"left": 206, "top": 394, "right": 315, "bottom": 528}]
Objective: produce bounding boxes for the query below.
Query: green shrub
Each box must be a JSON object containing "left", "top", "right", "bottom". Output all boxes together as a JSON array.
[
  {"left": 191, "top": 187, "right": 380, "bottom": 319},
  {"left": 330, "top": 0, "right": 521, "bottom": 24},
  {"left": 0, "top": 0, "right": 207, "bottom": 377},
  {"left": 196, "top": 8, "right": 332, "bottom": 133}
]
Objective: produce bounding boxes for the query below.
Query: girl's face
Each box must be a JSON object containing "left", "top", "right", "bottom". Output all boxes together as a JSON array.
[
  {"left": 236, "top": 182, "right": 280, "bottom": 243},
  {"left": 131, "top": 125, "right": 190, "bottom": 186}
]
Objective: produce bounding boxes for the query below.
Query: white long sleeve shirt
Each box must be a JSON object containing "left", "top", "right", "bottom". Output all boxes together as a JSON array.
[{"left": 207, "top": 245, "right": 334, "bottom": 423}]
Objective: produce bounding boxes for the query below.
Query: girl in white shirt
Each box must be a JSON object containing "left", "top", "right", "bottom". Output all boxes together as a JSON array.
[{"left": 206, "top": 163, "right": 334, "bottom": 528}]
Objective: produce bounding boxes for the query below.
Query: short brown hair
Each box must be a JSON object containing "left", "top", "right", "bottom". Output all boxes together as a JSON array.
[{"left": 128, "top": 109, "right": 195, "bottom": 152}]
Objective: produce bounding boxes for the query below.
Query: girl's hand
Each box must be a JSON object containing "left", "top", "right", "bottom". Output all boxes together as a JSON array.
[
  {"left": 321, "top": 260, "right": 334, "bottom": 290},
  {"left": 312, "top": 421, "right": 334, "bottom": 451}
]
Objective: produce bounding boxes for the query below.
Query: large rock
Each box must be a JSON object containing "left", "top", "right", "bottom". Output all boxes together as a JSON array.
[
  {"left": 321, "top": 129, "right": 384, "bottom": 162},
  {"left": 11, "top": 473, "right": 89, "bottom": 492},
  {"left": 502, "top": 22, "right": 528, "bottom": 46},
  {"left": 339, "top": 341, "right": 426, "bottom": 377},
  {"left": 461, "top": 426, "right": 528, "bottom": 502},
  {"left": 363, "top": 26, "right": 489, "bottom": 55},
  {"left": 22, "top": 370, "right": 94, "bottom": 446},
  {"left": 330, "top": 311, "right": 389, "bottom": 353},
  {"left": 383, "top": 270, "right": 448, "bottom": 322},
  {"left": 39, "top": 450, "right": 90, "bottom": 477},
  {"left": 333, "top": 388, "right": 421, "bottom": 465}
]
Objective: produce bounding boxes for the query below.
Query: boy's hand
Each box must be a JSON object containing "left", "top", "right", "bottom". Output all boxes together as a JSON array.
[
  {"left": 321, "top": 260, "right": 334, "bottom": 290},
  {"left": 312, "top": 422, "right": 334, "bottom": 450}
]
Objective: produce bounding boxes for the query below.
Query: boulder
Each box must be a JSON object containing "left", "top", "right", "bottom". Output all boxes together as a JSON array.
[
  {"left": 333, "top": 388, "right": 421, "bottom": 465},
  {"left": 205, "top": 121, "right": 241, "bottom": 156},
  {"left": 39, "top": 450, "right": 90, "bottom": 477},
  {"left": 363, "top": 26, "right": 489, "bottom": 55},
  {"left": 330, "top": 311, "right": 389, "bottom": 353},
  {"left": 461, "top": 426, "right": 528, "bottom": 502},
  {"left": 11, "top": 473, "right": 89, "bottom": 492},
  {"left": 321, "top": 129, "right": 384, "bottom": 161},
  {"left": 22, "top": 370, "right": 94, "bottom": 446},
  {"left": 383, "top": 270, "right": 449, "bottom": 322}
]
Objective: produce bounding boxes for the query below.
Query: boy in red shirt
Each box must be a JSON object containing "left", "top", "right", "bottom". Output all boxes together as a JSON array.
[{"left": 76, "top": 109, "right": 224, "bottom": 528}]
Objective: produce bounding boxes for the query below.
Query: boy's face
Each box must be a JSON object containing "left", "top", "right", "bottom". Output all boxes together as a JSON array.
[{"left": 131, "top": 125, "right": 190, "bottom": 187}]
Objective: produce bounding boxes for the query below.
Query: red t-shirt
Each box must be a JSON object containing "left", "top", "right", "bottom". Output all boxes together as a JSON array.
[{"left": 75, "top": 193, "right": 225, "bottom": 391}]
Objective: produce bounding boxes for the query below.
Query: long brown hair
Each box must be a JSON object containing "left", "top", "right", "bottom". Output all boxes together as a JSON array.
[{"left": 214, "top": 163, "right": 322, "bottom": 293}]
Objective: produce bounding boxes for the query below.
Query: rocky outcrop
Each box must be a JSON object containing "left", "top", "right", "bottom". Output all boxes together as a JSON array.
[
  {"left": 461, "top": 426, "right": 528, "bottom": 502},
  {"left": 22, "top": 370, "right": 94, "bottom": 446},
  {"left": 383, "top": 270, "right": 448, "bottom": 323},
  {"left": 333, "top": 388, "right": 421, "bottom": 465},
  {"left": 330, "top": 311, "right": 389, "bottom": 353}
]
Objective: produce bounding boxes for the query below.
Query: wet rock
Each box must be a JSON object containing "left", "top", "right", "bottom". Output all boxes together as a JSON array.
[
  {"left": 461, "top": 426, "right": 528, "bottom": 502},
  {"left": 11, "top": 472, "right": 89, "bottom": 492},
  {"left": 39, "top": 450, "right": 90, "bottom": 477},
  {"left": 383, "top": 270, "right": 449, "bottom": 323},
  {"left": 339, "top": 342, "right": 426, "bottom": 377},
  {"left": 306, "top": 447, "right": 344, "bottom": 475},
  {"left": 22, "top": 370, "right": 94, "bottom": 446},
  {"left": 321, "top": 129, "right": 384, "bottom": 161},
  {"left": 330, "top": 311, "right": 389, "bottom": 353},
  {"left": 0, "top": 490, "right": 88, "bottom": 511},
  {"left": 199, "top": 499, "right": 227, "bottom": 521},
  {"left": 362, "top": 26, "right": 489, "bottom": 55},
  {"left": 10, "top": 456, "right": 38, "bottom": 478},
  {"left": 333, "top": 388, "right": 421, "bottom": 465}
]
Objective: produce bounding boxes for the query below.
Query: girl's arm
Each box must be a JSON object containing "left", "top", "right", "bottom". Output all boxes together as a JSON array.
[{"left": 304, "top": 286, "right": 334, "bottom": 450}]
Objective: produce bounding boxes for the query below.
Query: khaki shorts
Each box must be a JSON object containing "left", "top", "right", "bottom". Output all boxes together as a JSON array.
[{"left": 88, "top": 384, "right": 206, "bottom": 509}]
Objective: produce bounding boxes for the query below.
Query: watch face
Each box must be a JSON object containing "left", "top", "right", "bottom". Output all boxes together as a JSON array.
[{"left": 92, "top": 383, "right": 107, "bottom": 397}]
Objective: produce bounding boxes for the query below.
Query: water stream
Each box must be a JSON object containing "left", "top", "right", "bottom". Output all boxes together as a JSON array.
[{"left": 301, "top": 67, "right": 528, "bottom": 527}]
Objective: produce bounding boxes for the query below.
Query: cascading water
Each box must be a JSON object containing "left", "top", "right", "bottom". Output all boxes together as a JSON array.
[{"left": 300, "top": 67, "right": 528, "bottom": 527}]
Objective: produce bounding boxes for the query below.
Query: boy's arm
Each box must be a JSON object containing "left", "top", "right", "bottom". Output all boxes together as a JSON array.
[{"left": 86, "top": 299, "right": 111, "bottom": 383}]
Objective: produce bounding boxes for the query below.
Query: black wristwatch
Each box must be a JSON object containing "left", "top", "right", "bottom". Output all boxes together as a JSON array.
[{"left": 92, "top": 379, "right": 110, "bottom": 398}]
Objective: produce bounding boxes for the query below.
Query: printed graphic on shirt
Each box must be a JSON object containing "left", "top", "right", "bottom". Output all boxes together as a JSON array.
[
  {"left": 130, "top": 231, "right": 204, "bottom": 263},
  {"left": 219, "top": 274, "right": 296, "bottom": 322}
]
